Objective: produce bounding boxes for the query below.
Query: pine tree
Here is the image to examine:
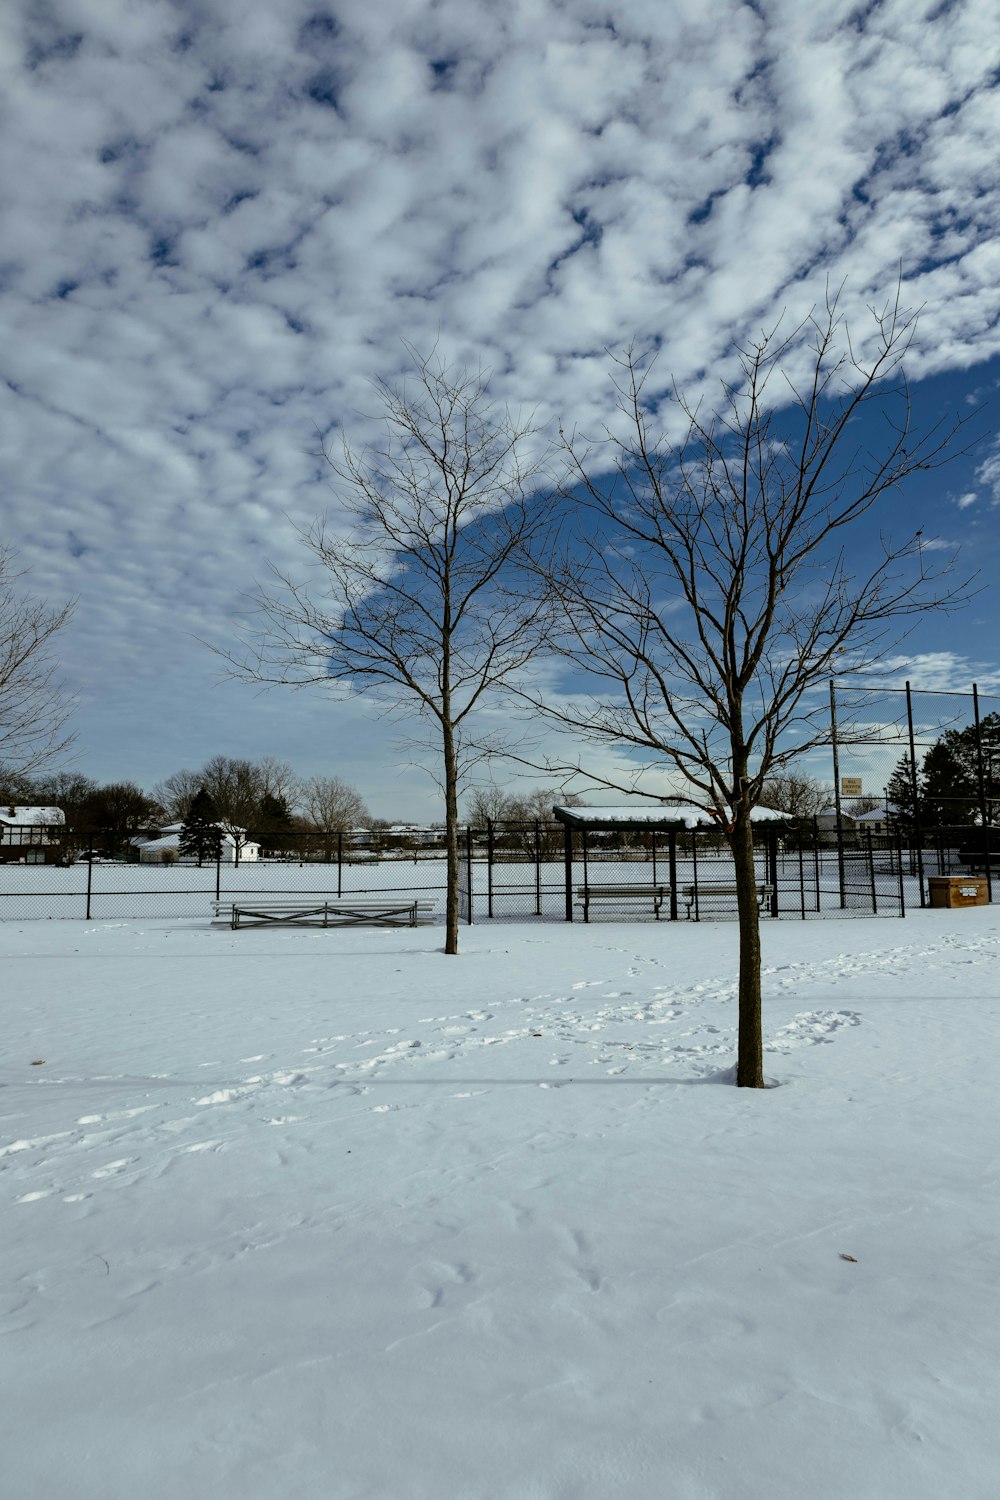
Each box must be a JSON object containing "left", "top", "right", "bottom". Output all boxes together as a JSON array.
[
  {"left": 256, "top": 793, "right": 295, "bottom": 858},
  {"left": 921, "top": 737, "right": 978, "bottom": 828},
  {"left": 885, "top": 754, "right": 919, "bottom": 831},
  {"left": 179, "top": 788, "right": 222, "bottom": 866},
  {"left": 923, "top": 712, "right": 1000, "bottom": 827}
]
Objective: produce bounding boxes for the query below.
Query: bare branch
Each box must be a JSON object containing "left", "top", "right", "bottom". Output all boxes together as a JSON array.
[{"left": 0, "top": 548, "right": 76, "bottom": 776}]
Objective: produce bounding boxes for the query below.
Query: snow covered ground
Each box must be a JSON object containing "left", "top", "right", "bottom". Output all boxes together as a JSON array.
[{"left": 3, "top": 909, "right": 999, "bottom": 1499}]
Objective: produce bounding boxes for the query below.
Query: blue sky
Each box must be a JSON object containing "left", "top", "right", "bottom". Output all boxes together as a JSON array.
[{"left": 2, "top": 0, "right": 1000, "bottom": 818}]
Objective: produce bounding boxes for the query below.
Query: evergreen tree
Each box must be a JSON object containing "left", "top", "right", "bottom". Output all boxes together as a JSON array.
[
  {"left": 255, "top": 792, "right": 295, "bottom": 858},
  {"left": 179, "top": 788, "right": 222, "bottom": 866},
  {"left": 928, "top": 712, "right": 1000, "bottom": 825},
  {"left": 885, "top": 754, "right": 919, "bottom": 830},
  {"left": 920, "top": 738, "right": 976, "bottom": 827}
]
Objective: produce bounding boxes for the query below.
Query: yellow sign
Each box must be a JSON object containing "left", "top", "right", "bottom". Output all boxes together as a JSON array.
[{"left": 841, "top": 777, "right": 863, "bottom": 796}]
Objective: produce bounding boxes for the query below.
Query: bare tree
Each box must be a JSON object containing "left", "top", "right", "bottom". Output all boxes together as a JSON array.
[
  {"left": 151, "top": 768, "right": 202, "bottom": 821},
  {"left": 0, "top": 548, "right": 75, "bottom": 776},
  {"left": 525, "top": 289, "right": 971, "bottom": 1085},
  {"left": 465, "top": 783, "right": 520, "bottom": 826},
  {"left": 301, "top": 775, "right": 370, "bottom": 859},
  {"left": 197, "top": 755, "right": 296, "bottom": 855},
  {"left": 83, "top": 781, "right": 160, "bottom": 859},
  {"left": 301, "top": 775, "right": 369, "bottom": 833},
  {"left": 510, "top": 787, "right": 585, "bottom": 822},
  {"left": 759, "top": 771, "right": 829, "bottom": 819},
  {"left": 226, "top": 352, "right": 553, "bottom": 953}
]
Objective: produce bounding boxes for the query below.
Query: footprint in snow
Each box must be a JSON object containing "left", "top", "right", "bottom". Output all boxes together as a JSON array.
[{"left": 90, "top": 1158, "right": 135, "bottom": 1179}]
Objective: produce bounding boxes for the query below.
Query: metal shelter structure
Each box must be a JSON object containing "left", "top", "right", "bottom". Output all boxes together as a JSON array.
[{"left": 549, "top": 803, "right": 905, "bottom": 922}]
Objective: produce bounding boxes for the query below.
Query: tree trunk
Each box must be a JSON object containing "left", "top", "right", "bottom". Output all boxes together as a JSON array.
[
  {"left": 443, "top": 721, "right": 460, "bottom": 955},
  {"left": 731, "top": 814, "right": 765, "bottom": 1087}
]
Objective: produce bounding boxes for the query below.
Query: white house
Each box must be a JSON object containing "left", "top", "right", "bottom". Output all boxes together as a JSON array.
[
  {"left": 815, "top": 805, "right": 856, "bottom": 844},
  {"left": 855, "top": 807, "right": 891, "bottom": 837},
  {"left": 130, "top": 822, "right": 261, "bottom": 864},
  {"left": 0, "top": 805, "right": 65, "bottom": 864}
]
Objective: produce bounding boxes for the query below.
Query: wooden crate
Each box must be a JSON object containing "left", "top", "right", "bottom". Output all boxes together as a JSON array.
[{"left": 928, "top": 876, "right": 989, "bottom": 909}]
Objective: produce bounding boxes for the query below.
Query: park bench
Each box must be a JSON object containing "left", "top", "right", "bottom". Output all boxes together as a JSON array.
[
  {"left": 212, "top": 897, "right": 436, "bottom": 929},
  {"left": 680, "top": 882, "right": 774, "bottom": 919},
  {"left": 575, "top": 883, "right": 671, "bottom": 921}
]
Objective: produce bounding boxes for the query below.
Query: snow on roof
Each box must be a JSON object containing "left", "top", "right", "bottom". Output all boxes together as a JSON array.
[
  {"left": 855, "top": 809, "right": 888, "bottom": 822},
  {"left": 0, "top": 806, "right": 65, "bottom": 826},
  {"left": 131, "top": 827, "right": 259, "bottom": 850},
  {"left": 552, "top": 803, "right": 787, "bottom": 830},
  {"left": 136, "top": 833, "right": 182, "bottom": 852}
]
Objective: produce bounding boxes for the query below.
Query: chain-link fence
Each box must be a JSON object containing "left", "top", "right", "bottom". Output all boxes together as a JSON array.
[
  {"left": 0, "top": 828, "right": 462, "bottom": 922},
  {"left": 830, "top": 680, "right": 999, "bottom": 905},
  {"left": 0, "top": 820, "right": 906, "bottom": 922}
]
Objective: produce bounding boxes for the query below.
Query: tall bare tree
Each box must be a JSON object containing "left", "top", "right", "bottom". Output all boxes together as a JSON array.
[
  {"left": 197, "top": 754, "right": 296, "bottom": 855},
  {"left": 84, "top": 781, "right": 159, "bottom": 858},
  {"left": 301, "top": 775, "right": 370, "bottom": 860},
  {"left": 301, "top": 775, "right": 368, "bottom": 826},
  {"left": 226, "top": 352, "right": 553, "bottom": 953},
  {"left": 525, "top": 289, "right": 971, "bottom": 1085},
  {"left": 759, "top": 772, "right": 829, "bottom": 819},
  {"left": 0, "top": 548, "right": 75, "bottom": 776},
  {"left": 151, "top": 768, "right": 203, "bottom": 821},
  {"left": 465, "top": 783, "right": 520, "bottom": 827}
]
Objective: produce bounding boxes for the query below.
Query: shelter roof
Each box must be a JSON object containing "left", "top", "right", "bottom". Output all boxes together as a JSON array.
[{"left": 551, "top": 804, "right": 787, "bottom": 832}]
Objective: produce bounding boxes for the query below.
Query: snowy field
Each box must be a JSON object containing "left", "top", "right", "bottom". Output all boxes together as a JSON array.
[{"left": 3, "top": 909, "right": 999, "bottom": 1499}]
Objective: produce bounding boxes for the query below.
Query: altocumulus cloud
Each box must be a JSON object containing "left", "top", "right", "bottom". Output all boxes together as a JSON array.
[{"left": 2, "top": 0, "right": 1000, "bottom": 803}]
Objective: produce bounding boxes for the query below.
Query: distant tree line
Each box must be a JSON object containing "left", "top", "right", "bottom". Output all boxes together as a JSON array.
[
  {"left": 0, "top": 754, "right": 588, "bottom": 863},
  {"left": 0, "top": 755, "right": 378, "bottom": 862}
]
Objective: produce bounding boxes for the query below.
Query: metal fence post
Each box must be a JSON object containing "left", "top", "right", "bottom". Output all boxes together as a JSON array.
[
  {"left": 563, "top": 823, "right": 574, "bottom": 922},
  {"left": 973, "top": 684, "right": 994, "bottom": 902},
  {"left": 85, "top": 847, "right": 93, "bottom": 921},
  {"left": 337, "top": 831, "right": 343, "bottom": 897},
  {"left": 582, "top": 828, "right": 590, "bottom": 921},
  {"left": 866, "top": 828, "right": 878, "bottom": 914},
  {"left": 830, "top": 680, "right": 847, "bottom": 909},
  {"left": 906, "top": 680, "right": 926, "bottom": 906},
  {"left": 466, "top": 825, "right": 474, "bottom": 924},
  {"left": 215, "top": 848, "right": 222, "bottom": 902},
  {"left": 487, "top": 819, "right": 495, "bottom": 918},
  {"left": 668, "top": 830, "right": 678, "bottom": 920}
]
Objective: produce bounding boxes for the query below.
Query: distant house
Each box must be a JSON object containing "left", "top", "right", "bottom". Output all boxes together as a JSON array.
[
  {"left": 130, "top": 822, "right": 261, "bottom": 865},
  {"left": 0, "top": 806, "right": 66, "bottom": 864},
  {"left": 815, "top": 805, "right": 856, "bottom": 845},
  {"left": 855, "top": 808, "right": 890, "bottom": 837}
]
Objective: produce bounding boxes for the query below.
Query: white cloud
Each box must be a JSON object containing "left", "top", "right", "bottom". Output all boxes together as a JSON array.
[
  {"left": 2, "top": 0, "right": 1000, "bottom": 813},
  {"left": 973, "top": 440, "right": 1000, "bottom": 503}
]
